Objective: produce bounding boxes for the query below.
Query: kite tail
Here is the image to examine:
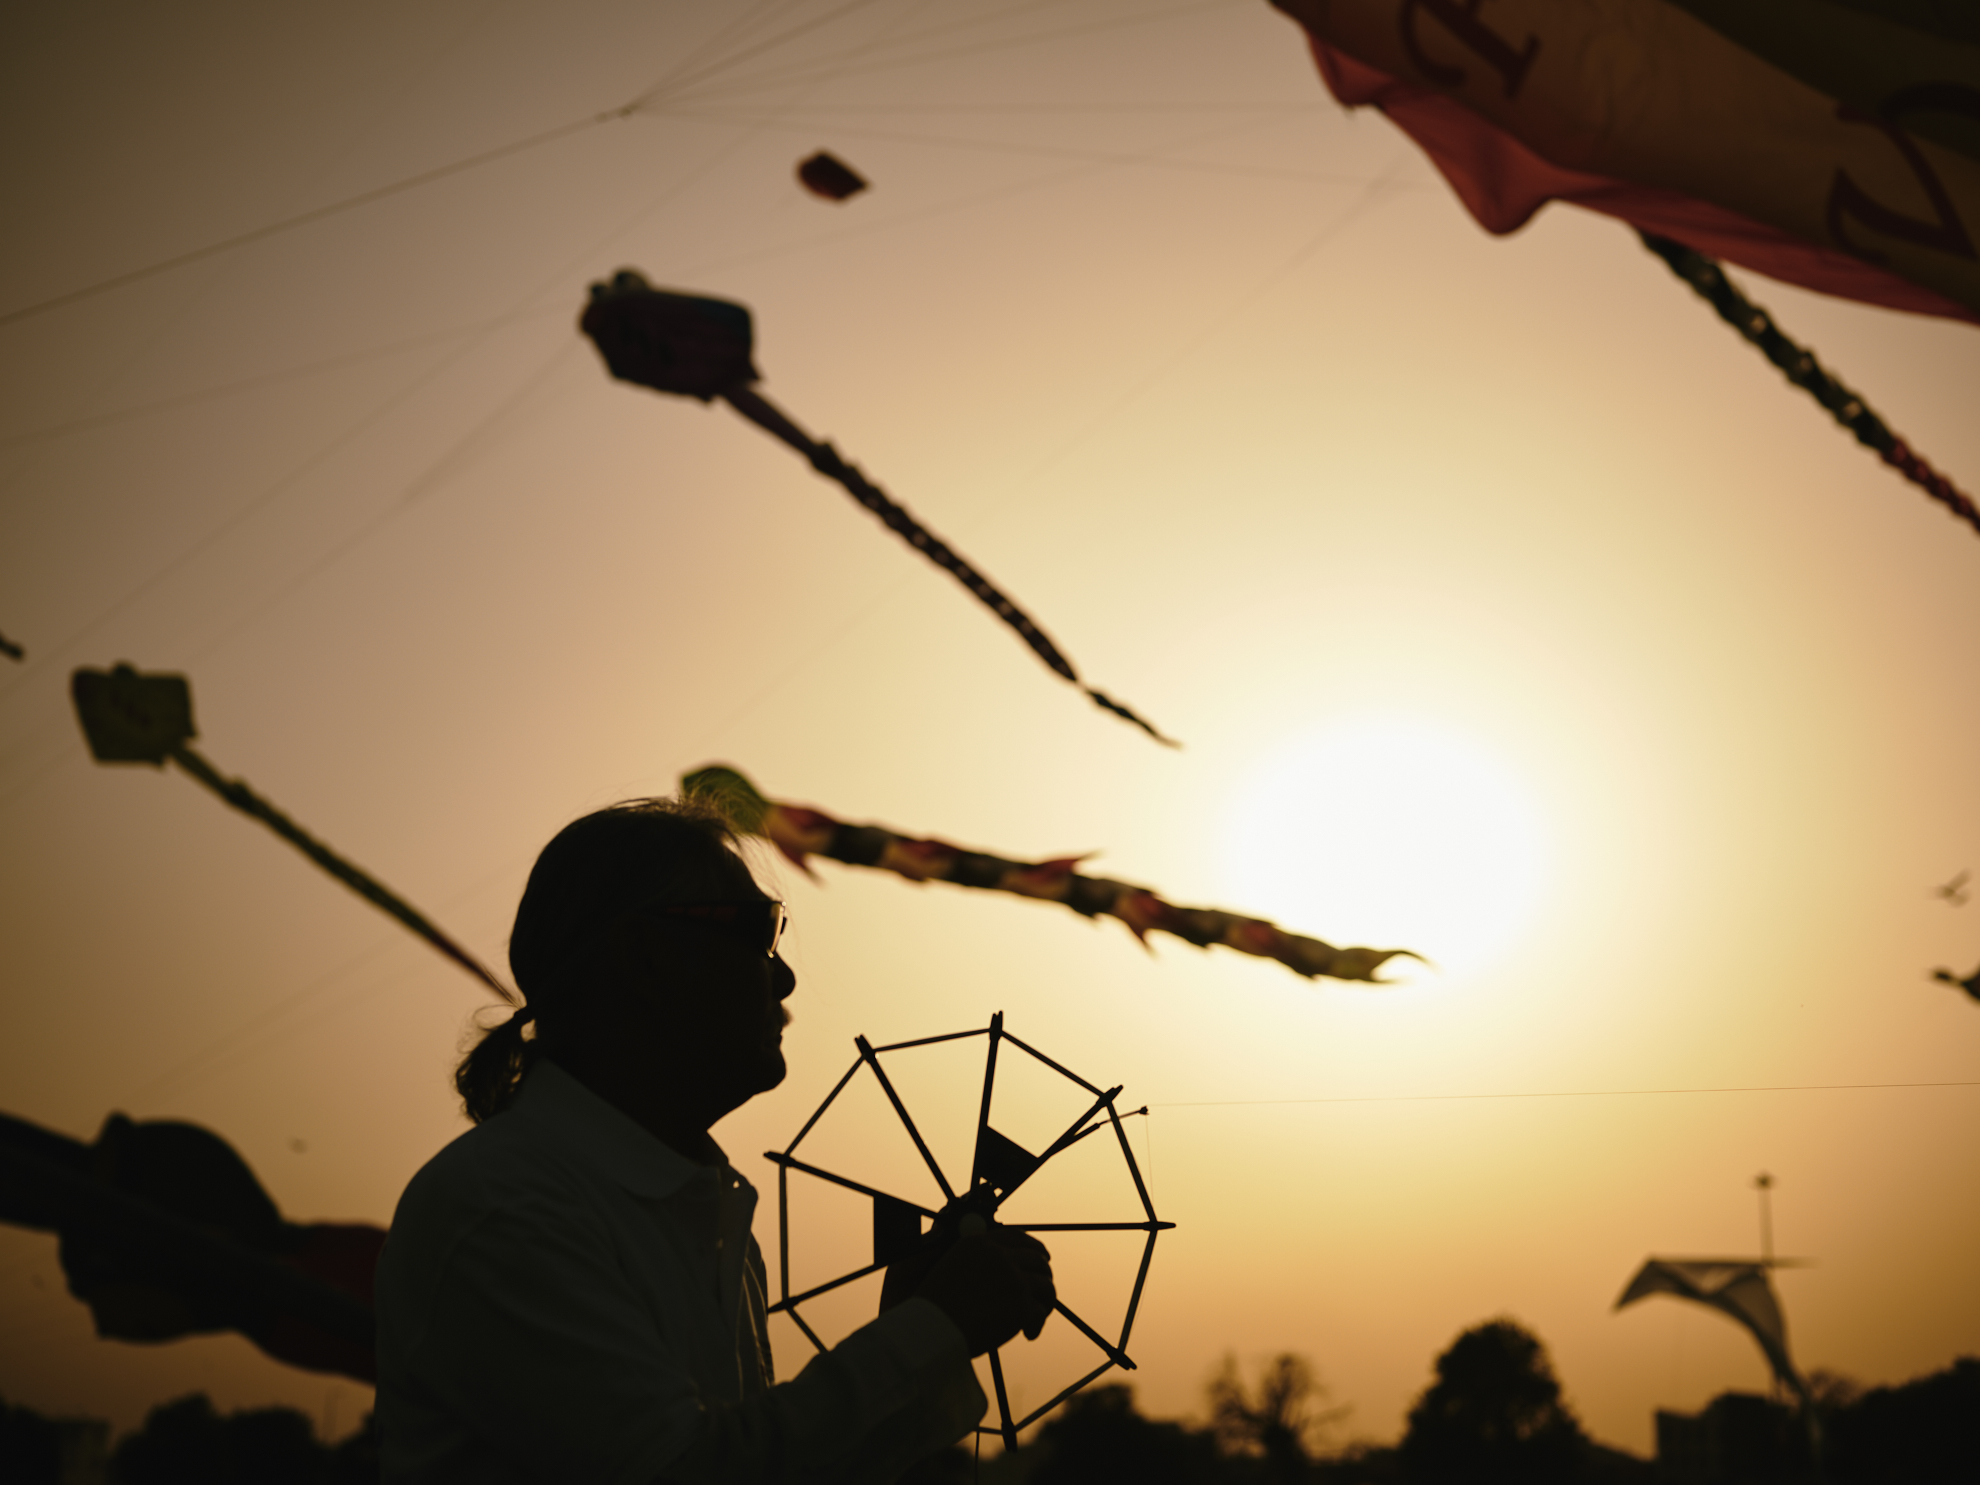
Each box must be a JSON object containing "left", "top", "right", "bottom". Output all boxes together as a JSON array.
[
  {"left": 168, "top": 745, "right": 515, "bottom": 1003},
  {"left": 721, "top": 386, "right": 1175, "bottom": 745},
  {"left": 685, "top": 764, "right": 1417, "bottom": 983},
  {"left": 1083, "top": 686, "right": 1179, "bottom": 747},
  {"left": 1639, "top": 232, "right": 1980, "bottom": 536}
]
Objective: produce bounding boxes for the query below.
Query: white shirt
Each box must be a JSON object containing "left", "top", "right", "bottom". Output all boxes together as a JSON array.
[{"left": 377, "top": 1060, "right": 985, "bottom": 1483}]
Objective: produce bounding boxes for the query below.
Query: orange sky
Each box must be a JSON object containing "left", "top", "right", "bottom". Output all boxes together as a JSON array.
[{"left": 3, "top": 0, "right": 1978, "bottom": 1459}]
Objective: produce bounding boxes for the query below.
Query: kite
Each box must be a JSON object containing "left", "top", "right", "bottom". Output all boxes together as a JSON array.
[
  {"left": 1931, "top": 964, "right": 1980, "bottom": 1002},
  {"left": 0, "top": 1108, "right": 379, "bottom": 1382},
  {"left": 1933, "top": 870, "right": 1970, "bottom": 906},
  {"left": 1640, "top": 231, "right": 1978, "bottom": 533},
  {"left": 797, "top": 150, "right": 868, "bottom": 202},
  {"left": 1616, "top": 1257, "right": 1819, "bottom": 1436},
  {"left": 579, "top": 270, "right": 1176, "bottom": 746},
  {"left": 1270, "top": 1, "right": 1978, "bottom": 517},
  {"left": 0, "top": 628, "right": 21, "bottom": 660},
  {"left": 768, "top": 1012, "right": 1172, "bottom": 1450},
  {"left": 683, "top": 763, "right": 1422, "bottom": 983},
  {"left": 70, "top": 664, "right": 512, "bottom": 1001},
  {"left": 1617, "top": 1258, "right": 1802, "bottom": 1393}
]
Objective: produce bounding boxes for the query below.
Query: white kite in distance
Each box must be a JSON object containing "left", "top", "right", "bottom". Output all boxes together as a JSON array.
[{"left": 1615, "top": 1257, "right": 1807, "bottom": 1402}]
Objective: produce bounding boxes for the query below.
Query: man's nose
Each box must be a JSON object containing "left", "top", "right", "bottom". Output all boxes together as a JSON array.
[{"left": 772, "top": 954, "right": 796, "bottom": 1000}]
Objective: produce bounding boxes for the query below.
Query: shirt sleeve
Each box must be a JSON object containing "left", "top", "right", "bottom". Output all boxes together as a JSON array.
[
  {"left": 658, "top": 1298, "right": 985, "bottom": 1484},
  {"left": 389, "top": 1196, "right": 984, "bottom": 1485}
]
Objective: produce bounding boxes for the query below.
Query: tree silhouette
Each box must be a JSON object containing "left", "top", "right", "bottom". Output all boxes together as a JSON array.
[
  {"left": 1208, "top": 1353, "right": 1347, "bottom": 1483},
  {"left": 1028, "top": 1384, "right": 1225, "bottom": 1485},
  {"left": 0, "top": 1397, "right": 63, "bottom": 1485},
  {"left": 109, "top": 1393, "right": 356, "bottom": 1485},
  {"left": 1399, "top": 1319, "right": 1587, "bottom": 1485}
]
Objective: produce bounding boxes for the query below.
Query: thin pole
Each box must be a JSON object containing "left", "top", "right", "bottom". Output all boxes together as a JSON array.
[{"left": 1755, "top": 1172, "right": 1775, "bottom": 1268}]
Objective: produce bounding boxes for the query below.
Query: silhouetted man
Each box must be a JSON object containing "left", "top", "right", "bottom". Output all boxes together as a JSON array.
[{"left": 377, "top": 798, "right": 1053, "bottom": 1482}]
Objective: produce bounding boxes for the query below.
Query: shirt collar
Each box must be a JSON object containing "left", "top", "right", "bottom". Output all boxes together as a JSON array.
[{"left": 511, "top": 1057, "right": 727, "bottom": 1201}]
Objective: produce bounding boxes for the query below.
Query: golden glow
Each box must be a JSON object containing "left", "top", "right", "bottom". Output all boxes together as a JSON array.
[{"left": 1218, "top": 716, "right": 1550, "bottom": 977}]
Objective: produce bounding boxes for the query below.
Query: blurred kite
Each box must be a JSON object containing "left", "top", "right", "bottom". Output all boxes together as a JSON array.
[
  {"left": 1641, "top": 231, "right": 1978, "bottom": 532},
  {"left": 797, "top": 150, "right": 868, "bottom": 202},
  {"left": 70, "top": 663, "right": 512, "bottom": 1001},
  {"left": 1271, "top": 0, "right": 1978, "bottom": 526},
  {"left": 1933, "top": 869, "right": 1970, "bottom": 906},
  {"left": 580, "top": 270, "right": 1176, "bottom": 746},
  {"left": 0, "top": 627, "right": 22, "bottom": 660},
  {"left": 683, "top": 763, "right": 1421, "bottom": 983},
  {"left": 1616, "top": 1255, "right": 1820, "bottom": 1459},
  {"left": 0, "top": 1107, "right": 379, "bottom": 1381},
  {"left": 1931, "top": 963, "right": 1980, "bottom": 1002}
]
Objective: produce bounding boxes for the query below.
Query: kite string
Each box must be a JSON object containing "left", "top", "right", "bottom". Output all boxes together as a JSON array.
[
  {"left": 664, "top": 0, "right": 1238, "bottom": 104},
  {"left": 650, "top": 105, "right": 1386, "bottom": 185},
  {"left": 1155, "top": 1078, "right": 1980, "bottom": 1108},
  {"left": 0, "top": 111, "right": 633, "bottom": 330},
  {"left": 0, "top": 303, "right": 569, "bottom": 455},
  {"left": 1639, "top": 231, "right": 1980, "bottom": 535},
  {"left": 0, "top": 0, "right": 836, "bottom": 331},
  {"left": 0, "top": 76, "right": 793, "bottom": 781}
]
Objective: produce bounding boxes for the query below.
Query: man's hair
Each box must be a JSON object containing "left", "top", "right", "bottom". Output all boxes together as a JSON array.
[{"left": 455, "top": 796, "right": 739, "bottom": 1123}]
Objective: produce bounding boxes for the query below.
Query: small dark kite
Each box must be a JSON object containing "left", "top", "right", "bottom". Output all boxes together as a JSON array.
[{"left": 797, "top": 151, "right": 867, "bottom": 202}]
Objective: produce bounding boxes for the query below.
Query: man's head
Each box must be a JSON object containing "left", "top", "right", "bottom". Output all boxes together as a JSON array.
[{"left": 458, "top": 797, "right": 795, "bottom": 1132}]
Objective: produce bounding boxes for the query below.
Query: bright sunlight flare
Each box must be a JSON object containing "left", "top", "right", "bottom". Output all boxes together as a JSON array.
[{"left": 1218, "top": 716, "right": 1550, "bottom": 979}]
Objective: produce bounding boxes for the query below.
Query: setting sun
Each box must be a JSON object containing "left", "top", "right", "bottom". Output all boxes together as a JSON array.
[{"left": 1218, "top": 716, "right": 1550, "bottom": 978}]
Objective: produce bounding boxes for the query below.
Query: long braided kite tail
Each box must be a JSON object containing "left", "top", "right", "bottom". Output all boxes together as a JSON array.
[
  {"left": 1639, "top": 232, "right": 1980, "bottom": 537},
  {"left": 805, "top": 439, "right": 1179, "bottom": 746}
]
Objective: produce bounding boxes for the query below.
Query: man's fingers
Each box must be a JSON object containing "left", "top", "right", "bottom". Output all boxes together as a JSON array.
[
  {"left": 1003, "top": 1231, "right": 1054, "bottom": 1341},
  {"left": 993, "top": 1230, "right": 1050, "bottom": 1262}
]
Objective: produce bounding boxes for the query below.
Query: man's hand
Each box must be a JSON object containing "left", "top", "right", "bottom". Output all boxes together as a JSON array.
[{"left": 881, "top": 1226, "right": 1055, "bottom": 1357}]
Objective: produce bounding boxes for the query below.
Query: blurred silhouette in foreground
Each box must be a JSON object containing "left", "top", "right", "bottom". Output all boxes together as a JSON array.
[
  {"left": 377, "top": 797, "right": 1056, "bottom": 1481},
  {"left": 0, "top": 1108, "right": 380, "bottom": 1382}
]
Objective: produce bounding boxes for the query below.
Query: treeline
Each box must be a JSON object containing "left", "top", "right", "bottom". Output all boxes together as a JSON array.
[
  {"left": 5, "top": 1320, "right": 1974, "bottom": 1484},
  {"left": 914, "top": 1318, "right": 1653, "bottom": 1485},
  {"left": 0, "top": 1394, "right": 373, "bottom": 1485},
  {"left": 916, "top": 1320, "right": 1978, "bottom": 1485}
]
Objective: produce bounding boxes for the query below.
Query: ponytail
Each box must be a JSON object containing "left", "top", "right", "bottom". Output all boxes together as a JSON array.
[{"left": 455, "top": 1006, "right": 542, "bottom": 1124}]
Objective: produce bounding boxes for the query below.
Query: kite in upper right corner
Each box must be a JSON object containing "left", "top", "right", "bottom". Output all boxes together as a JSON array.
[{"left": 1270, "top": 0, "right": 1979, "bottom": 527}]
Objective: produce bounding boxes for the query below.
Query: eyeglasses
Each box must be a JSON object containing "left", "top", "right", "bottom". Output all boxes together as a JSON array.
[{"left": 645, "top": 899, "right": 788, "bottom": 958}]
